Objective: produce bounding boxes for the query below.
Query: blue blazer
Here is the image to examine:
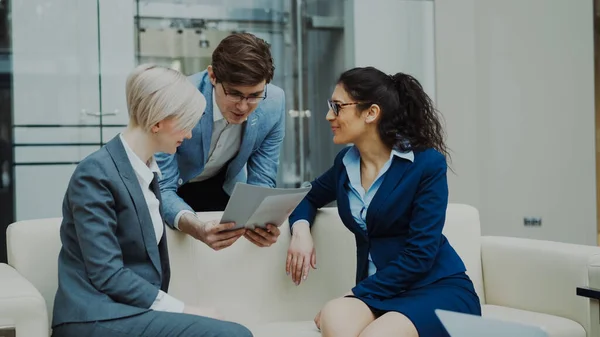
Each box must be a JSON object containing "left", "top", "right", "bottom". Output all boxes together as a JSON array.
[
  {"left": 289, "top": 147, "right": 467, "bottom": 301},
  {"left": 52, "top": 136, "right": 169, "bottom": 327},
  {"left": 156, "top": 70, "right": 286, "bottom": 227}
]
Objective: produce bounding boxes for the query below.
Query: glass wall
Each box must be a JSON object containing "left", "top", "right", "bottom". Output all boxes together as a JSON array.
[
  {"left": 132, "top": 0, "right": 347, "bottom": 186},
  {"left": 0, "top": 0, "right": 12, "bottom": 263},
  {"left": 0, "top": 0, "right": 436, "bottom": 261}
]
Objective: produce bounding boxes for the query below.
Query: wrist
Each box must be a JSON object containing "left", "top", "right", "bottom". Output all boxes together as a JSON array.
[
  {"left": 180, "top": 213, "right": 202, "bottom": 236},
  {"left": 292, "top": 222, "right": 311, "bottom": 237}
]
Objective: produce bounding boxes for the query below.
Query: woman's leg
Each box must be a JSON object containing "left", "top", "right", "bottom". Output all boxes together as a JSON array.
[
  {"left": 320, "top": 297, "right": 376, "bottom": 337},
  {"left": 359, "top": 312, "right": 419, "bottom": 337},
  {"left": 53, "top": 311, "right": 253, "bottom": 337},
  {"left": 100, "top": 310, "right": 252, "bottom": 337}
]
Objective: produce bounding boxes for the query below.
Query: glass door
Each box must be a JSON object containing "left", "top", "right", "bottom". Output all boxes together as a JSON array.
[
  {"left": 3, "top": 0, "right": 349, "bottom": 226},
  {"left": 10, "top": 0, "right": 103, "bottom": 221},
  {"left": 98, "top": 0, "right": 136, "bottom": 144},
  {"left": 288, "top": 0, "right": 347, "bottom": 186},
  {"left": 0, "top": 0, "right": 12, "bottom": 262}
]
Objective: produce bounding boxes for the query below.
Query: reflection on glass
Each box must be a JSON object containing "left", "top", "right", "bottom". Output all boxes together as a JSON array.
[
  {"left": 133, "top": 0, "right": 347, "bottom": 187},
  {"left": 134, "top": 0, "right": 288, "bottom": 77}
]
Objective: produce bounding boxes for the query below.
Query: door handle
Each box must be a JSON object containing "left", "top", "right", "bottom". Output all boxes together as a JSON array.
[
  {"left": 288, "top": 109, "right": 311, "bottom": 118},
  {"left": 81, "top": 109, "right": 119, "bottom": 117}
]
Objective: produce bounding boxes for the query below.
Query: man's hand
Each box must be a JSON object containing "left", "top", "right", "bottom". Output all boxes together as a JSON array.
[
  {"left": 178, "top": 213, "right": 246, "bottom": 251},
  {"left": 183, "top": 304, "right": 224, "bottom": 320},
  {"left": 244, "top": 224, "right": 280, "bottom": 247}
]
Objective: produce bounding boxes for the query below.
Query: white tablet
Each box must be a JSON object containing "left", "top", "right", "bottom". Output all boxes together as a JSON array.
[
  {"left": 220, "top": 182, "right": 311, "bottom": 230},
  {"left": 435, "top": 309, "right": 547, "bottom": 337}
]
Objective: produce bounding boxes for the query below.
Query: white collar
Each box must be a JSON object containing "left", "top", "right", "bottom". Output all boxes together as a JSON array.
[
  {"left": 391, "top": 147, "right": 414, "bottom": 162},
  {"left": 212, "top": 87, "right": 225, "bottom": 123},
  {"left": 343, "top": 145, "right": 414, "bottom": 164},
  {"left": 119, "top": 134, "right": 161, "bottom": 187}
]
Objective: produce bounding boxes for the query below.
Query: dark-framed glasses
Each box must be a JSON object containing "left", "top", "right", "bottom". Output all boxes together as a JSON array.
[
  {"left": 221, "top": 83, "right": 267, "bottom": 104},
  {"left": 327, "top": 99, "right": 370, "bottom": 116}
]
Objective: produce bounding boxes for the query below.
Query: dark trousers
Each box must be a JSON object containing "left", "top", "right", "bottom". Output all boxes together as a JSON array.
[
  {"left": 176, "top": 168, "right": 230, "bottom": 212},
  {"left": 51, "top": 310, "right": 253, "bottom": 337}
]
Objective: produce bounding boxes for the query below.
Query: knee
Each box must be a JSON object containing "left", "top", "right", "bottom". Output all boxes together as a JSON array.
[
  {"left": 320, "top": 298, "right": 348, "bottom": 328},
  {"left": 205, "top": 321, "right": 252, "bottom": 337},
  {"left": 358, "top": 313, "right": 418, "bottom": 337},
  {"left": 359, "top": 326, "right": 418, "bottom": 337},
  {"left": 221, "top": 322, "right": 253, "bottom": 337}
]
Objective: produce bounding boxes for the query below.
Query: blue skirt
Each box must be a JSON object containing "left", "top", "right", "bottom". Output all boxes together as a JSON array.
[{"left": 350, "top": 272, "right": 481, "bottom": 337}]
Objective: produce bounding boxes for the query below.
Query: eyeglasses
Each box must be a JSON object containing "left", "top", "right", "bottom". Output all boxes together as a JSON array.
[
  {"left": 220, "top": 83, "right": 267, "bottom": 104},
  {"left": 327, "top": 99, "right": 371, "bottom": 116}
]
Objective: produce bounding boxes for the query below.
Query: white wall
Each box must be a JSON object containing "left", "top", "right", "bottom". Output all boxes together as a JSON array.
[
  {"left": 436, "top": 0, "right": 597, "bottom": 245},
  {"left": 349, "top": 0, "right": 436, "bottom": 98}
]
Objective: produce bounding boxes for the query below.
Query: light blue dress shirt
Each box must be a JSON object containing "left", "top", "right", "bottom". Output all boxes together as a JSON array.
[{"left": 342, "top": 145, "right": 414, "bottom": 276}]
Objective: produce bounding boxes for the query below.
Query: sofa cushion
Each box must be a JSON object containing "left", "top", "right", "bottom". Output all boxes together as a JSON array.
[
  {"left": 483, "top": 304, "right": 586, "bottom": 337},
  {"left": 249, "top": 321, "right": 320, "bottom": 337},
  {"left": 250, "top": 305, "right": 587, "bottom": 337}
]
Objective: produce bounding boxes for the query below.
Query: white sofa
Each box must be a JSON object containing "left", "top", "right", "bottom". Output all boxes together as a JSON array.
[{"left": 1, "top": 204, "right": 600, "bottom": 337}]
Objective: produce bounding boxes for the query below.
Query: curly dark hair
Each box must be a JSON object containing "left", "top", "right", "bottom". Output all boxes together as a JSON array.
[{"left": 337, "top": 66, "right": 450, "bottom": 162}]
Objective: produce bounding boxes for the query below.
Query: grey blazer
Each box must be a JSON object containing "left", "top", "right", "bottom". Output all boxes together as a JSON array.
[{"left": 52, "top": 136, "right": 170, "bottom": 327}]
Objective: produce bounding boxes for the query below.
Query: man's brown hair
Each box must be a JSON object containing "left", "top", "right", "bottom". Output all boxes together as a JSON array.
[{"left": 211, "top": 33, "right": 275, "bottom": 86}]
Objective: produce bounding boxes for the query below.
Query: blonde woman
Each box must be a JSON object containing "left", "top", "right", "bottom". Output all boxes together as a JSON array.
[{"left": 51, "top": 64, "right": 253, "bottom": 337}]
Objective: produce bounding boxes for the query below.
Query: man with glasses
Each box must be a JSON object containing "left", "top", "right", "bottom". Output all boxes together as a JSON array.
[{"left": 156, "top": 33, "right": 285, "bottom": 250}]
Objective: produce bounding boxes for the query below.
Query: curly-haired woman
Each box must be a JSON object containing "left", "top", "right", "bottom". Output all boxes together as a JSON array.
[{"left": 286, "top": 66, "right": 481, "bottom": 337}]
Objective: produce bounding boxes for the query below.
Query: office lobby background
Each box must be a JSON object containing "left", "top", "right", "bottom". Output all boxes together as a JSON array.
[{"left": 0, "top": 0, "right": 597, "bottom": 263}]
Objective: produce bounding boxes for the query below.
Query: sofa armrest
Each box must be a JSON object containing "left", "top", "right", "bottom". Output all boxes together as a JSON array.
[
  {"left": 0, "top": 263, "right": 49, "bottom": 337},
  {"left": 481, "top": 236, "right": 600, "bottom": 337}
]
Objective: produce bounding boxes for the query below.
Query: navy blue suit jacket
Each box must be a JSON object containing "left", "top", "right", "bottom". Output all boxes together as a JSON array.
[{"left": 289, "top": 147, "right": 467, "bottom": 300}]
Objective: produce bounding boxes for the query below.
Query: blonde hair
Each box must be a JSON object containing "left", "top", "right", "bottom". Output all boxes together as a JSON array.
[{"left": 126, "top": 64, "right": 206, "bottom": 132}]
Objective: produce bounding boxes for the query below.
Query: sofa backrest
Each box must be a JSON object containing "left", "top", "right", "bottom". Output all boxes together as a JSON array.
[
  {"left": 6, "top": 203, "right": 484, "bottom": 326},
  {"left": 7, "top": 218, "right": 61, "bottom": 325},
  {"left": 168, "top": 208, "right": 357, "bottom": 325},
  {"left": 6, "top": 209, "right": 356, "bottom": 326},
  {"left": 440, "top": 204, "right": 486, "bottom": 304}
]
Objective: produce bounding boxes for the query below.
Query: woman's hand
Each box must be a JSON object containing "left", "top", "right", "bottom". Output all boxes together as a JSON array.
[{"left": 285, "top": 222, "right": 316, "bottom": 285}]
